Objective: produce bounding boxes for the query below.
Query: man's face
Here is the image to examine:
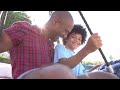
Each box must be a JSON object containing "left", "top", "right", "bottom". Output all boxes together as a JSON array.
[
  {"left": 56, "top": 19, "right": 74, "bottom": 39},
  {"left": 51, "top": 16, "right": 74, "bottom": 42}
]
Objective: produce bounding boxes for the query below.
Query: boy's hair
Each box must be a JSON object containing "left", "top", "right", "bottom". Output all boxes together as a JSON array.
[{"left": 63, "top": 24, "right": 87, "bottom": 45}]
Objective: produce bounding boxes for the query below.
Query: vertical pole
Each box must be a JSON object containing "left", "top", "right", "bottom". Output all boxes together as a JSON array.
[{"left": 78, "top": 11, "right": 114, "bottom": 73}]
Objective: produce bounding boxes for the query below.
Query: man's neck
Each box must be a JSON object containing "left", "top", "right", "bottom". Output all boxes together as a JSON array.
[
  {"left": 43, "top": 23, "right": 57, "bottom": 42},
  {"left": 41, "top": 26, "right": 49, "bottom": 39}
]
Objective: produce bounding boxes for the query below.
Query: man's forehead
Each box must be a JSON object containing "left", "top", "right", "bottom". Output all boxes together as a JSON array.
[{"left": 64, "top": 19, "right": 73, "bottom": 26}]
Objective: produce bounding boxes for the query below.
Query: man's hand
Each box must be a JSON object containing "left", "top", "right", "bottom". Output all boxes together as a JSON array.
[{"left": 84, "top": 33, "right": 103, "bottom": 54}]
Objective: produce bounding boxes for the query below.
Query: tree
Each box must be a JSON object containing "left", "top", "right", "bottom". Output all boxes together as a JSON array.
[
  {"left": 4, "top": 11, "right": 32, "bottom": 29},
  {"left": 0, "top": 11, "right": 8, "bottom": 36},
  {"left": 49, "top": 11, "right": 53, "bottom": 17}
]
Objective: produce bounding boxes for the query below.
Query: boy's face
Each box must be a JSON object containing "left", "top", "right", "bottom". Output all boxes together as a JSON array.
[{"left": 65, "top": 33, "right": 82, "bottom": 50}]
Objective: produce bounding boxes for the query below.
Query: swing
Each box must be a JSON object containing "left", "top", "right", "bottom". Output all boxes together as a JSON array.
[
  {"left": 0, "top": 11, "right": 8, "bottom": 36},
  {"left": 0, "top": 11, "right": 119, "bottom": 79}
]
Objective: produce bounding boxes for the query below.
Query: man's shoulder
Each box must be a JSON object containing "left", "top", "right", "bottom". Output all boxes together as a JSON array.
[
  {"left": 4, "top": 21, "right": 32, "bottom": 33},
  {"left": 11, "top": 21, "right": 39, "bottom": 33},
  {"left": 12, "top": 21, "right": 31, "bottom": 27}
]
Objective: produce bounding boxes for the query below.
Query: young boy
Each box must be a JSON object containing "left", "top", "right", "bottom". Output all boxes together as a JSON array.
[
  {"left": 54, "top": 24, "right": 99, "bottom": 76},
  {"left": 54, "top": 24, "right": 120, "bottom": 78}
]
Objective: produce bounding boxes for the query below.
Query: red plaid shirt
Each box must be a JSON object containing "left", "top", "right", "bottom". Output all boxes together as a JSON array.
[{"left": 4, "top": 21, "right": 54, "bottom": 79}]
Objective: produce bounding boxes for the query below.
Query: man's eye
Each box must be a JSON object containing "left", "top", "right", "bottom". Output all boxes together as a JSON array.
[
  {"left": 71, "top": 36, "right": 75, "bottom": 38},
  {"left": 65, "top": 29, "right": 69, "bottom": 33}
]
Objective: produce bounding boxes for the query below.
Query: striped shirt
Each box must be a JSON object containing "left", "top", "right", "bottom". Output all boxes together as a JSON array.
[{"left": 4, "top": 21, "right": 54, "bottom": 79}]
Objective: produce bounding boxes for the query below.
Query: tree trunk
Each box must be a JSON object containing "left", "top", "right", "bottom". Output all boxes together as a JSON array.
[
  {"left": 49, "top": 11, "right": 53, "bottom": 17},
  {"left": 0, "top": 11, "right": 8, "bottom": 36}
]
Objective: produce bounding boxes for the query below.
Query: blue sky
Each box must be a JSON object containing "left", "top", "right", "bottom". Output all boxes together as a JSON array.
[{"left": 25, "top": 11, "right": 120, "bottom": 62}]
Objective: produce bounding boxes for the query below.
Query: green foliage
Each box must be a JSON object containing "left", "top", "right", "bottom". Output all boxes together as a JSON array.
[
  {"left": 82, "top": 59, "right": 105, "bottom": 65},
  {"left": 49, "top": 11, "right": 54, "bottom": 17},
  {"left": 0, "top": 56, "right": 10, "bottom": 64},
  {"left": 109, "top": 55, "right": 115, "bottom": 61},
  {"left": 4, "top": 11, "right": 32, "bottom": 29}
]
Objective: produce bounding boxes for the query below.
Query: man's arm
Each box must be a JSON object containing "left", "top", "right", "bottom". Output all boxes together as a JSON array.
[
  {"left": 0, "top": 21, "right": 30, "bottom": 53},
  {"left": 0, "top": 31, "right": 13, "bottom": 53},
  {"left": 59, "top": 33, "right": 103, "bottom": 69}
]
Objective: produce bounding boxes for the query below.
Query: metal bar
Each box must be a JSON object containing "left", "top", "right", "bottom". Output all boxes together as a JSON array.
[{"left": 78, "top": 11, "right": 114, "bottom": 73}]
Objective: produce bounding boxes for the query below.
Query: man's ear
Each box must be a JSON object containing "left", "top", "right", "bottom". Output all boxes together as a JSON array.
[{"left": 52, "top": 16, "right": 60, "bottom": 25}]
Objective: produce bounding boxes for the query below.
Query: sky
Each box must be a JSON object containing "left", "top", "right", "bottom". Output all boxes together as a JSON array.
[
  {"left": 80, "top": 11, "right": 120, "bottom": 61},
  {"left": 2, "top": 11, "right": 120, "bottom": 62}
]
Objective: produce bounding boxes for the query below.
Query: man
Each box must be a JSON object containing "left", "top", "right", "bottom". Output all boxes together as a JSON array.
[{"left": 0, "top": 11, "right": 74, "bottom": 78}]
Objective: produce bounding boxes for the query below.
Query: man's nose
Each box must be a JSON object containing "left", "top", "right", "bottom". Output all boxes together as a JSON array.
[{"left": 63, "top": 34, "right": 67, "bottom": 39}]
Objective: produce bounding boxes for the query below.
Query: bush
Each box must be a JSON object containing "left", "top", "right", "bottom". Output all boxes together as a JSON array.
[
  {"left": 0, "top": 56, "right": 10, "bottom": 64},
  {"left": 82, "top": 59, "right": 105, "bottom": 65}
]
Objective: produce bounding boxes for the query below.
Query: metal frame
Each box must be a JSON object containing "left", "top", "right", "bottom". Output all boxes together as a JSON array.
[{"left": 78, "top": 11, "right": 114, "bottom": 73}]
